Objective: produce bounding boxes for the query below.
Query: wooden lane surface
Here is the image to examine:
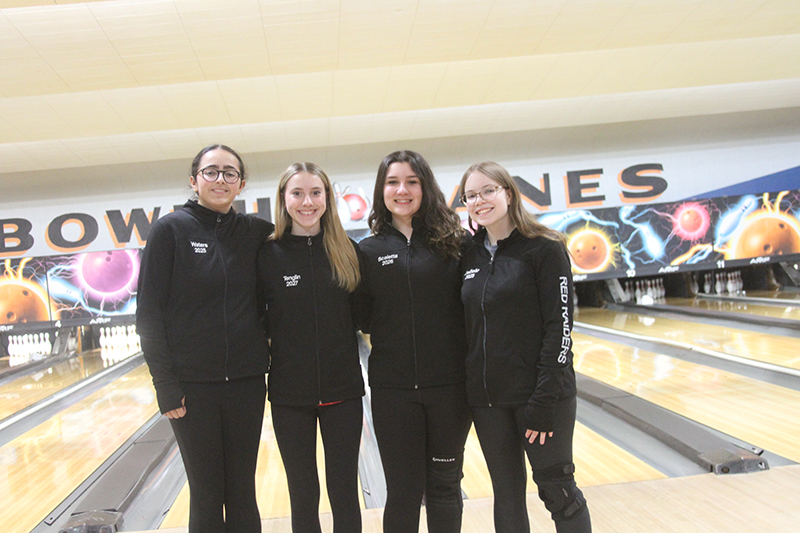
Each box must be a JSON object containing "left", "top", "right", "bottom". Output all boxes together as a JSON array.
[
  {"left": 0, "top": 363, "right": 157, "bottom": 533},
  {"left": 746, "top": 290, "right": 800, "bottom": 301},
  {"left": 0, "top": 348, "right": 133, "bottom": 422},
  {"left": 162, "top": 405, "right": 664, "bottom": 528},
  {"left": 572, "top": 331, "right": 800, "bottom": 463},
  {"left": 576, "top": 306, "right": 800, "bottom": 370},
  {"left": 462, "top": 421, "right": 667, "bottom": 500},
  {"left": 160, "top": 400, "right": 366, "bottom": 529},
  {"left": 665, "top": 296, "right": 800, "bottom": 320},
  {"left": 147, "top": 465, "right": 800, "bottom": 533}
]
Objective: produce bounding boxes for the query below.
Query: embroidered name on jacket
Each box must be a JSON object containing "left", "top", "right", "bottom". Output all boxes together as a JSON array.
[
  {"left": 464, "top": 268, "right": 480, "bottom": 280},
  {"left": 284, "top": 274, "right": 301, "bottom": 287},
  {"left": 559, "top": 276, "right": 571, "bottom": 364},
  {"left": 190, "top": 241, "right": 208, "bottom": 254},
  {"left": 378, "top": 253, "right": 398, "bottom": 266}
]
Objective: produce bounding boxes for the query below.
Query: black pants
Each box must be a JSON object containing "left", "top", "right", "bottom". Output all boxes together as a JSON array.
[
  {"left": 169, "top": 376, "right": 266, "bottom": 533},
  {"left": 271, "top": 398, "right": 363, "bottom": 533},
  {"left": 472, "top": 397, "right": 591, "bottom": 533},
  {"left": 371, "top": 384, "right": 472, "bottom": 533}
]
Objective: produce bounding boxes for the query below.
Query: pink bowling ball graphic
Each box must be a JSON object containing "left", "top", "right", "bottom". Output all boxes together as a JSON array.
[{"left": 78, "top": 250, "right": 138, "bottom": 299}]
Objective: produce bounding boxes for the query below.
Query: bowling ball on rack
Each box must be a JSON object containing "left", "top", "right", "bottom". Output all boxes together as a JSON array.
[
  {"left": 734, "top": 217, "right": 800, "bottom": 258},
  {"left": 568, "top": 231, "right": 608, "bottom": 272},
  {"left": 0, "top": 283, "right": 49, "bottom": 324}
]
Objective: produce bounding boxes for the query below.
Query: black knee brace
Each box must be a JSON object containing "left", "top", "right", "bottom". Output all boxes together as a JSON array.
[
  {"left": 533, "top": 463, "right": 586, "bottom": 522},
  {"left": 425, "top": 452, "right": 464, "bottom": 503}
]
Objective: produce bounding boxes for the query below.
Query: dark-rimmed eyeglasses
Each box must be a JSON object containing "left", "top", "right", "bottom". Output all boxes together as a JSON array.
[
  {"left": 461, "top": 185, "right": 505, "bottom": 205},
  {"left": 197, "top": 167, "right": 241, "bottom": 184}
]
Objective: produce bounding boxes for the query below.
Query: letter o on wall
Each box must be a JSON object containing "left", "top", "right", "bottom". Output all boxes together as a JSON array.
[{"left": 47, "top": 213, "right": 99, "bottom": 252}]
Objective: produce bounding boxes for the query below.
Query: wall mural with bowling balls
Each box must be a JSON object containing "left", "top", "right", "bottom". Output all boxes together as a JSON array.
[
  {"left": 538, "top": 189, "right": 800, "bottom": 281},
  {"left": 0, "top": 250, "right": 139, "bottom": 329},
  {"left": 1, "top": 191, "right": 798, "bottom": 324}
]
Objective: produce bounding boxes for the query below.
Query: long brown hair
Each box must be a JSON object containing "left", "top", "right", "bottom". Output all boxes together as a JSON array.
[
  {"left": 272, "top": 162, "right": 361, "bottom": 292},
  {"left": 368, "top": 150, "right": 464, "bottom": 260},
  {"left": 459, "top": 161, "right": 566, "bottom": 244}
]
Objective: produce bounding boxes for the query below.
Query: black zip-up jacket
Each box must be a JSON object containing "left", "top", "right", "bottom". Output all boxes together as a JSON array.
[
  {"left": 258, "top": 232, "right": 364, "bottom": 406},
  {"left": 459, "top": 228, "right": 577, "bottom": 432},
  {"left": 355, "top": 222, "right": 467, "bottom": 390},
  {"left": 136, "top": 200, "right": 273, "bottom": 414}
]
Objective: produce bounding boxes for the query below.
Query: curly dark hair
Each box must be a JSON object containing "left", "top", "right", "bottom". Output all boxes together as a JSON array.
[{"left": 368, "top": 150, "right": 464, "bottom": 260}]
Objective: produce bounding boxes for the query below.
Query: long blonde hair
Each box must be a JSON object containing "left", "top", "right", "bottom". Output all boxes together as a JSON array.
[
  {"left": 459, "top": 161, "right": 566, "bottom": 244},
  {"left": 272, "top": 162, "right": 361, "bottom": 292}
]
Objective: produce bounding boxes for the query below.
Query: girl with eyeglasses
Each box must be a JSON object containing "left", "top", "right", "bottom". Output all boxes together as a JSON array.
[
  {"left": 136, "top": 144, "right": 273, "bottom": 532},
  {"left": 457, "top": 162, "right": 592, "bottom": 533},
  {"left": 258, "top": 162, "right": 364, "bottom": 533},
  {"left": 354, "top": 150, "right": 472, "bottom": 533}
]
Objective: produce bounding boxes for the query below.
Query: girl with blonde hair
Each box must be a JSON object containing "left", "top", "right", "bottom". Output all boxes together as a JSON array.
[{"left": 258, "top": 162, "right": 364, "bottom": 532}]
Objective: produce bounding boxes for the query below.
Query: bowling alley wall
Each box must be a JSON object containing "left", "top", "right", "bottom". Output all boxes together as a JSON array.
[
  {"left": 2, "top": 142, "right": 800, "bottom": 329},
  {"left": 3, "top": 186, "right": 799, "bottom": 330}
]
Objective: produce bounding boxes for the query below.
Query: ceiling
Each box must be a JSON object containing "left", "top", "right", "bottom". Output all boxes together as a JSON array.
[{"left": 2, "top": 0, "right": 800, "bottom": 201}]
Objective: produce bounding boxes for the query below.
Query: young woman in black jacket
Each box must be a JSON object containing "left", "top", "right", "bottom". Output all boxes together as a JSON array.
[
  {"left": 458, "top": 162, "right": 592, "bottom": 533},
  {"left": 136, "top": 144, "right": 272, "bottom": 533},
  {"left": 355, "top": 150, "right": 471, "bottom": 533},
  {"left": 258, "top": 162, "right": 364, "bottom": 533}
]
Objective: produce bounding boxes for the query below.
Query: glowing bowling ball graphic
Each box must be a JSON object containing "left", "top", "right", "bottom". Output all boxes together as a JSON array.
[
  {"left": 79, "top": 251, "right": 137, "bottom": 296},
  {"left": 568, "top": 230, "right": 609, "bottom": 272},
  {"left": 344, "top": 193, "right": 369, "bottom": 221},
  {"left": 0, "top": 283, "right": 49, "bottom": 324},
  {"left": 733, "top": 216, "right": 800, "bottom": 258},
  {"left": 679, "top": 208, "right": 703, "bottom": 234}
]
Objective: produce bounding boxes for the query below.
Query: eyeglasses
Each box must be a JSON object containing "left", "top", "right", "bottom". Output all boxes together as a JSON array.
[
  {"left": 461, "top": 185, "right": 506, "bottom": 205},
  {"left": 197, "top": 167, "right": 242, "bottom": 184}
]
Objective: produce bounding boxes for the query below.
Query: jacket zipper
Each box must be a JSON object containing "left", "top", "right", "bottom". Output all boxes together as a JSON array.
[
  {"left": 480, "top": 253, "right": 495, "bottom": 406},
  {"left": 216, "top": 213, "right": 230, "bottom": 381},
  {"left": 405, "top": 238, "right": 420, "bottom": 389},
  {"left": 309, "top": 236, "right": 323, "bottom": 404}
]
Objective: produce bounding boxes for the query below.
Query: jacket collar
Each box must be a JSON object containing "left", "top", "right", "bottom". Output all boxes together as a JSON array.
[
  {"left": 472, "top": 226, "right": 521, "bottom": 249},
  {"left": 281, "top": 229, "right": 325, "bottom": 249},
  {"left": 184, "top": 200, "right": 236, "bottom": 226},
  {"left": 384, "top": 216, "right": 425, "bottom": 243}
]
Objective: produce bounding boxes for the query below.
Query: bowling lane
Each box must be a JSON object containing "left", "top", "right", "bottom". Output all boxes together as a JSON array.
[
  {"left": 576, "top": 307, "right": 800, "bottom": 370},
  {"left": 746, "top": 290, "right": 800, "bottom": 301},
  {"left": 0, "top": 364, "right": 158, "bottom": 533},
  {"left": 160, "top": 400, "right": 366, "bottom": 529},
  {"left": 572, "top": 332, "right": 800, "bottom": 463},
  {"left": 462, "top": 421, "right": 667, "bottom": 500},
  {"left": 664, "top": 297, "right": 800, "bottom": 321},
  {"left": 0, "top": 347, "right": 137, "bottom": 422}
]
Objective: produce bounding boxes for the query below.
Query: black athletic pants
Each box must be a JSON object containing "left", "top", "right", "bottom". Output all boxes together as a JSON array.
[
  {"left": 271, "top": 398, "right": 363, "bottom": 533},
  {"left": 471, "top": 397, "right": 591, "bottom": 533},
  {"left": 371, "top": 384, "right": 472, "bottom": 533},
  {"left": 169, "top": 375, "right": 266, "bottom": 533}
]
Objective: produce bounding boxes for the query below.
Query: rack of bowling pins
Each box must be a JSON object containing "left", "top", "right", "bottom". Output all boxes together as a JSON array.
[
  {"left": 695, "top": 270, "right": 744, "bottom": 295},
  {"left": 6, "top": 332, "right": 53, "bottom": 367},
  {"left": 623, "top": 278, "right": 666, "bottom": 305},
  {"left": 98, "top": 325, "right": 141, "bottom": 368}
]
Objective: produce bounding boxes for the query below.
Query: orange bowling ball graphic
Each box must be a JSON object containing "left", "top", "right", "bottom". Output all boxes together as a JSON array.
[
  {"left": 568, "top": 230, "right": 609, "bottom": 272},
  {"left": 679, "top": 208, "right": 703, "bottom": 233},
  {"left": 0, "top": 283, "right": 50, "bottom": 324},
  {"left": 733, "top": 216, "right": 800, "bottom": 258}
]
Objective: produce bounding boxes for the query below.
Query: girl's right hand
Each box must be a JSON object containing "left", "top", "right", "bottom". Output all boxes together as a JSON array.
[{"left": 165, "top": 397, "right": 186, "bottom": 419}]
